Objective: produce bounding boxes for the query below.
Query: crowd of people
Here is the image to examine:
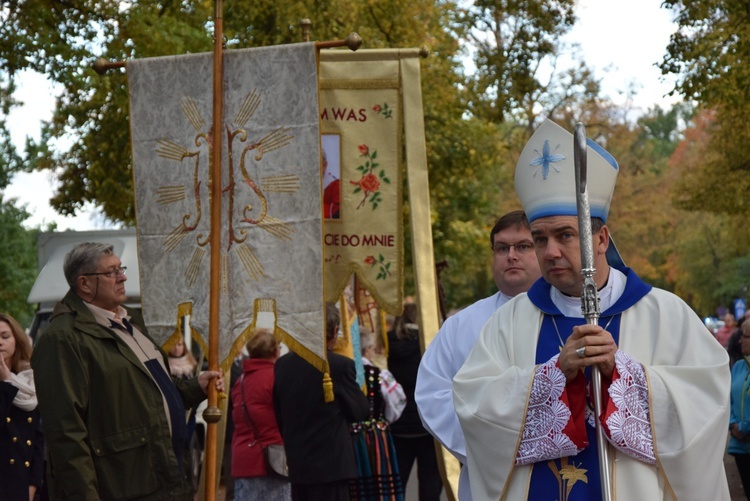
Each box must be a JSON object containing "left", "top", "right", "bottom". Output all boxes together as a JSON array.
[
  {"left": 9, "top": 238, "right": 446, "bottom": 501},
  {"left": 720, "top": 310, "right": 750, "bottom": 499},
  {"left": 7, "top": 118, "right": 750, "bottom": 501},
  {"left": 224, "top": 298, "right": 454, "bottom": 501}
]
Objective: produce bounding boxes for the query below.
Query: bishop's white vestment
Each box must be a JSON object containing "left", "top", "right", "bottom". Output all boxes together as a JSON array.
[{"left": 453, "top": 268, "right": 730, "bottom": 500}]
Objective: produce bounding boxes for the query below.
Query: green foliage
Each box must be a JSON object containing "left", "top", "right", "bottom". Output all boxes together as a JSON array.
[
  {"left": 636, "top": 103, "right": 692, "bottom": 164},
  {"left": 426, "top": 114, "right": 518, "bottom": 308},
  {"left": 0, "top": 69, "right": 23, "bottom": 185},
  {"left": 0, "top": 201, "right": 39, "bottom": 327},
  {"left": 671, "top": 212, "right": 748, "bottom": 315},
  {"left": 459, "top": 0, "right": 577, "bottom": 125},
  {"left": 660, "top": 0, "right": 750, "bottom": 216},
  {"left": 13, "top": 1, "right": 215, "bottom": 223},
  {"left": 655, "top": 1, "right": 750, "bottom": 311},
  {"left": 661, "top": 0, "right": 750, "bottom": 109}
]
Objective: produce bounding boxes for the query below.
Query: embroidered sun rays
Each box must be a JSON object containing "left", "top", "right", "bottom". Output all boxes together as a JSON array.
[{"left": 155, "top": 89, "right": 300, "bottom": 285}]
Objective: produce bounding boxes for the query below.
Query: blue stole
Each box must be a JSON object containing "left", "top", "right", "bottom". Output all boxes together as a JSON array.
[{"left": 526, "top": 267, "right": 651, "bottom": 500}]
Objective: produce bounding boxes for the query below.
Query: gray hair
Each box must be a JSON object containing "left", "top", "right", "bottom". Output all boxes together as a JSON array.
[{"left": 64, "top": 242, "right": 115, "bottom": 289}]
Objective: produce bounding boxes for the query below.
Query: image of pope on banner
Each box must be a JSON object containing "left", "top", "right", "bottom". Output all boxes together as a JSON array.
[{"left": 127, "top": 42, "right": 326, "bottom": 372}]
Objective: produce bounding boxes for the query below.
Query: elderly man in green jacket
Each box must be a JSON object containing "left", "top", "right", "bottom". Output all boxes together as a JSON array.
[{"left": 31, "top": 242, "right": 224, "bottom": 500}]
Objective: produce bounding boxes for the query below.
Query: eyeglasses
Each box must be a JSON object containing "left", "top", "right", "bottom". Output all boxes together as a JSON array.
[
  {"left": 82, "top": 266, "right": 127, "bottom": 279},
  {"left": 492, "top": 242, "right": 534, "bottom": 256},
  {"left": 742, "top": 334, "right": 750, "bottom": 340}
]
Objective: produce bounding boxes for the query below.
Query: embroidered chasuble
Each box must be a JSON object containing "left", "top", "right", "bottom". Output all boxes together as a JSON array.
[
  {"left": 525, "top": 269, "right": 650, "bottom": 500},
  {"left": 453, "top": 267, "right": 731, "bottom": 501}
]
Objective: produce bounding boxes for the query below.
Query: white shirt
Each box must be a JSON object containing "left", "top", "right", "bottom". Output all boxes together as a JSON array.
[{"left": 415, "top": 290, "right": 512, "bottom": 501}]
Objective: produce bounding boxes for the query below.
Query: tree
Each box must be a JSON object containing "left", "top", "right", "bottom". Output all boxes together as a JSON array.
[
  {"left": 664, "top": 109, "right": 750, "bottom": 313},
  {"left": 3, "top": 1, "right": 671, "bottom": 314},
  {"left": 660, "top": 0, "right": 750, "bottom": 215},
  {"left": 8, "top": 0, "right": 465, "bottom": 225},
  {"left": 6, "top": 0, "right": 481, "bottom": 305},
  {"left": 425, "top": 117, "right": 517, "bottom": 308},
  {"left": 458, "top": 0, "right": 585, "bottom": 126},
  {"left": 13, "top": 1, "right": 215, "bottom": 224},
  {"left": 0, "top": 200, "right": 39, "bottom": 326},
  {"left": 660, "top": 0, "right": 750, "bottom": 110},
  {"left": 671, "top": 211, "right": 746, "bottom": 315}
]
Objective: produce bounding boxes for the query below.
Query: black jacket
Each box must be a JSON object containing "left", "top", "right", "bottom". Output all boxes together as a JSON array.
[
  {"left": 387, "top": 328, "right": 428, "bottom": 436},
  {"left": 273, "top": 350, "right": 368, "bottom": 484},
  {"left": 0, "top": 382, "right": 45, "bottom": 501}
]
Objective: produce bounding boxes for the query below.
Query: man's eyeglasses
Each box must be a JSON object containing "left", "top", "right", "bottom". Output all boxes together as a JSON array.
[
  {"left": 82, "top": 266, "right": 127, "bottom": 279},
  {"left": 492, "top": 242, "right": 534, "bottom": 256}
]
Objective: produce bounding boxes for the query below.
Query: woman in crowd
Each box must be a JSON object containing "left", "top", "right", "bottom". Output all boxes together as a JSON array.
[
  {"left": 351, "top": 328, "right": 407, "bottom": 500},
  {"left": 728, "top": 315, "right": 748, "bottom": 367},
  {"left": 167, "top": 336, "right": 198, "bottom": 378},
  {"left": 0, "top": 313, "right": 45, "bottom": 500},
  {"left": 167, "top": 335, "right": 200, "bottom": 486},
  {"left": 730, "top": 320, "right": 750, "bottom": 499},
  {"left": 718, "top": 312, "right": 738, "bottom": 348},
  {"left": 387, "top": 302, "right": 443, "bottom": 500},
  {"left": 231, "top": 329, "right": 289, "bottom": 500}
]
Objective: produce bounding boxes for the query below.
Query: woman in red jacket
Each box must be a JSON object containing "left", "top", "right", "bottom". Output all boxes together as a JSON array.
[{"left": 231, "top": 329, "right": 290, "bottom": 500}]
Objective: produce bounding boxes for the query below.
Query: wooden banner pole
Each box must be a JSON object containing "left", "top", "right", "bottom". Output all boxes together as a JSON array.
[{"left": 202, "top": 0, "right": 224, "bottom": 500}]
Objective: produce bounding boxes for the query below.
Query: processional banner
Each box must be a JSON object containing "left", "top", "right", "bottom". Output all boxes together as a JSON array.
[
  {"left": 319, "top": 50, "right": 415, "bottom": 315},
  {"left": 127, "top": 43, "right": 326, "bottom": 373}
]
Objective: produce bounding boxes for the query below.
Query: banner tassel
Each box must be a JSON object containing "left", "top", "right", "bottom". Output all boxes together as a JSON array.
[{"left": 323, "top": 372, "right": 334, "bottom": 402}]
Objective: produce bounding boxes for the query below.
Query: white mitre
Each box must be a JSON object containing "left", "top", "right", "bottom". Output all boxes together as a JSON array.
[{"left": 514, "top": 118, "right": 619, "bottom": 222}]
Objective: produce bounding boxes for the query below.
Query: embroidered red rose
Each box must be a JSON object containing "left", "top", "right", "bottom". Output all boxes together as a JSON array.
[
  {"left": 364, "top": 255, "right": 376, "bottom": 266},
  {"left": 351, "top": 144, "right": 389, "bottom": 210},
  {"left": 372, "top": 104, "right": 382, "bottom": 113},
  {"left": 359, "top": 173, "right": 380, "bottom": 193}
]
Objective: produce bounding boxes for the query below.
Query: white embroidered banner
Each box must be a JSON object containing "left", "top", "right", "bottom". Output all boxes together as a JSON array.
[{"left": 128, "top": 43, "right": 326, "bottom": 372}]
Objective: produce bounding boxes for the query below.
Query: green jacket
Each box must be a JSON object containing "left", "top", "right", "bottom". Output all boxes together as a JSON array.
[{"left": 31, "top": 290, "right": 206, "bottom": 500}]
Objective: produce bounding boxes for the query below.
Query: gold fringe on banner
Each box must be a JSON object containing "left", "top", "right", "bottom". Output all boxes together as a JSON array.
[
  {"left": 334, "top": 293, "right": 354, "bottom": 358},
  {"left": 162, "top": 302, "right": 208, "bottom": 357},
  {"left": 379, "top": 309, "right": 389, "bottom": 356},
  {"left": 322, "top": 372, "right": 334, "bottom": 402},
  {"left": 218, "top": 298, "right": 330, "bottom": 378}
]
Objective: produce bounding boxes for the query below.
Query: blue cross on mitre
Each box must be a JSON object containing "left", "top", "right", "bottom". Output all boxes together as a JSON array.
[
  {"left": 529, "top": 140, "right": 566, "bottom": 180},
  {"left": 515, "top": 119, "right": 620, "bottom": 225}
]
